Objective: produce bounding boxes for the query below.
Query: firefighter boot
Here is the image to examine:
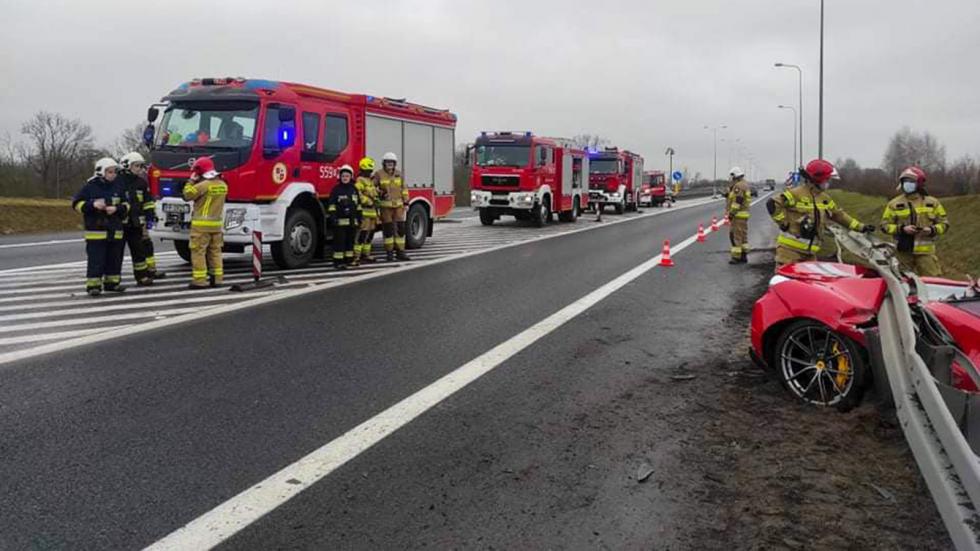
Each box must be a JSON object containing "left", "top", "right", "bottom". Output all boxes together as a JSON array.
[
  {"left": 386, "top": 251, "right": 395, "bottom": 262},
  {"left": 396, "top": 250, "right": 411, "bottom": 261}
]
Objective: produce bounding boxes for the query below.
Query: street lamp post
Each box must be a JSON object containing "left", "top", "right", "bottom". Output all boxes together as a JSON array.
[
  {"left": 777, "top": 105, "right": 798, "bottom": 172},
  {"left": 774, "top": 62, "right": 803, "bottom": 165},
  {"left": 704, "top": 125, "right": 727, "bottom": 197},
  {"left": 665, "top": 147, "right": 675, "bottom": 196},
  {"left": 819, "top": 0, "right": 825, "bottom": 158}
]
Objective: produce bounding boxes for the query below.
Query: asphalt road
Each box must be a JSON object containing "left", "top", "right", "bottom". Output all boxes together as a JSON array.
[
  {"left": 0, "top": 231, "right": 176, "bottom": 272},
  {"left": 0, "top": 197, "right": 777, "bottom": 548}
]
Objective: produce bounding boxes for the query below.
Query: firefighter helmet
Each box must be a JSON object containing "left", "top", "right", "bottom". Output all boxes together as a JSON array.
[
  {"left": 119, "top": 152, "right": 146, "bottom": 170},
  {"left": 359, "top": 157, "right": 375, "bottom": 172},
  {"left": 803, "top": 159, "right": 835, "bottom": 184},
  {"left": 338, "top": 164, "right": 354, "bottom": 177},
  {"left": 900, "top": 166, "right": 927, "bottom": 184},
  {"left": 729, "top": 166, "right": 745, "bottom": 180},
  {"left": 94, "top": 157, "right": 119, "bottom": 177},
  {"left": 382, "top": 152, "right": 398, "bottom": 164},
  {"left": 191, "top": 156, "right": 218, "bottom": 179}
]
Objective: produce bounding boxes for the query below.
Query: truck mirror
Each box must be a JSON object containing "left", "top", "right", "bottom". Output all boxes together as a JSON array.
[
  {"left": 147, "top": 107, "right": 159, "bottom": 123},
  {"left": 142, "top": 124, "right": 155, "bottom": 148}
]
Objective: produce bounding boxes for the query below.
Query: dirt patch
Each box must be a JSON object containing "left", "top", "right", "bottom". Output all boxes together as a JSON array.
[{"left": 671, "top": 259, "right": 950, "bottom": 549}]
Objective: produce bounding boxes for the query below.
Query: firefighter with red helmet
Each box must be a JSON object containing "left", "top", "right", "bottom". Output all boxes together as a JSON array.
[
  {"left": 880, "top": 166, "right": 949, "bottom": 276},
  {"left": 374, "top": 152, "right": 411, "bottom": 261},
  {"left": 767, "top": 159, "right": 875, "bottom": 269},
  {"left": 725, "top": 166, "right": 752, "bottom": 264},
  {"left": 72, "top": 158, "right": 130, "bottom": 296},
  {"left": 182, "top": 157, "right": 228, "bottom": 288},
  {"left": 327, "top": 164, "right": 361, "bottom": 269}
]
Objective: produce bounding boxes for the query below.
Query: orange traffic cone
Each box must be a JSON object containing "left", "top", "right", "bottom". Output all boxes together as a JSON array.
[
  {"left": 711, "top": 216, "right": 719, "bottom": 231},
  {"left": 697, "top": 224, "right": 706, "bottom": 242},
  {"left": 660, "top": 240, "right": 675, "bottom": 267},
  {"left": 723, "top": 215, "right": 731, "bottom": 226}
]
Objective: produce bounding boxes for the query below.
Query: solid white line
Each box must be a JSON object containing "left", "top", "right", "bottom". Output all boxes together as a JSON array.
[
  {"left": 0, "top": 196, "right": 720, "bottom": 366},
  {"left": 0, "top": 328, "right": 104, "bottom": 347},
  {"left": 0, "top": 238, "right": 80, "bottom": 249},
  {"left": 146, "top": 231, "right": 702, "bottom": 550},
  {"left": 0, "top": 308, "right": 203, "bottom": 334},
  {"left": 0, "top": 291, "right": 277, "bottom": 322}
]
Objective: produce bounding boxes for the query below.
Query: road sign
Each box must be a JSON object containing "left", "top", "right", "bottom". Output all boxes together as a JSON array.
[
  {"left": 672, "top": 171, "right": 683, "bottom": 182},
  {"left": 792, "top": 171, "right": 800, "bottom": 183}
]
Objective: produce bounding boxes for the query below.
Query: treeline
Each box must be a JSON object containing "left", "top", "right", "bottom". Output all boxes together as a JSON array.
[
  {"left": 0, "top": 112, "right": 144, "bottom": 199},
  {"left": 834, "top": 127, "right": 980, "bottom": 197}
]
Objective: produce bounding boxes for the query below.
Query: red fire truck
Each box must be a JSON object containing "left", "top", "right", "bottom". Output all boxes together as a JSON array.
[
  {"left": 143, "top": 78, "right": 456, "bottom": 269},
  {"left": 639, "top": 170, "right": 667, "bottom": 207},
  {"left": 587, "top": 147, "right": 644, "bottom": 214},
  {"left": 469, "top": 132, "right": 589, "bottom": 227}
]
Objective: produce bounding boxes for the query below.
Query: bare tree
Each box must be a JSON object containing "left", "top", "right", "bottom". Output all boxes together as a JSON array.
[
  {"left": 19, "top": 111, "right": 96, "bottom": 197},
  {"left": 882, "top": 126, "right": 946, "bottom": 176},
  {"left": 946, "top": 155, "right": 979, "bottom": 196},
  {"left": 112, "top": 122, "right": 151, "bottom": 159},
  {"left": 570, "top": 134, "right": 609, "bottom": 150}
]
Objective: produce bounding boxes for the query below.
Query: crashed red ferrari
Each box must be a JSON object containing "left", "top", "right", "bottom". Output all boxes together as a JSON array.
[{"left": 750, "top": 253, "right": 980, "bottom": 409}]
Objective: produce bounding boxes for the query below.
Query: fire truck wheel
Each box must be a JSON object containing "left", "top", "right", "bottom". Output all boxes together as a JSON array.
[
  {"left": 614, "top": 198, "right": 625, "bottom": 215},
  {"left": 271, "top": 208, "right": 317, "bottom": 269},
  {"left": 533, "top": 198, "right": 551, "bottom": 228},
  {"left": 406, "top": 203, "right": 428, "bottom": 249},
  {"left": 559, "top": 198, "right": 579, "bottom": 222},
  {"left": 174, "top": 239, "right": 191, "bottom": 263},
  {"left": 479, "top": 209, "right": 495, "bottom": 226}
]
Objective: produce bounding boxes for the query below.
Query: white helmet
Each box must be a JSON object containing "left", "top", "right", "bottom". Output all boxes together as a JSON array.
[
  {"left": 729, "top": 166, "right": 745, "bottom": 180},
  {"left": 338, "top": 164, "right": 354, "bottom": 177},
  {"left": 119, "top": 152, "right": 146, "bottom": 170},
  {"left": 382, "top": 152, "right": 398, "bottom": 164},
  {"left": 94, "top": 157, "right": 120, "bottom": 177}
]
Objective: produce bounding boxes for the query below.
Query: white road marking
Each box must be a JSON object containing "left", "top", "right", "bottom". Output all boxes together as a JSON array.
[
  {"left": 146, "top": 231, "right": 705, "bottom": 550},
  {"left": 0, "top": 328, "right": 104, "bottom": 346},
  {"left": 0, "top": 238, "right": 81, "bottom": 249},
  {"left": 0, "top": 308, "right": 203, "bottom": 334},
  {"left": 0, "top": 292, "right": 276, "bottom": 322}
]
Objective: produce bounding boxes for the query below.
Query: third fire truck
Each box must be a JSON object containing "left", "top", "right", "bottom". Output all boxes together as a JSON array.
[
  {"left": 588, "top": 147, "right": 644, "bottom": 214},
  {"left": 639, "top": 170, "right": 667, "bottom": 207},
  {"left": 469, "top": 132, "right": 589, "bottom": 227}
]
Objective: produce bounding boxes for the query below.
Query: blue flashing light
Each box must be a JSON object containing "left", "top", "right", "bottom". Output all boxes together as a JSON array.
[
  {"left": 279, "top": 127, "right": 294, "bottom": 149},
  {"left": 244, "top": 79, "right": 280, "bottom": 90},
  {"left": 366, "top": 95, "right": 375, "bottom": 102}
]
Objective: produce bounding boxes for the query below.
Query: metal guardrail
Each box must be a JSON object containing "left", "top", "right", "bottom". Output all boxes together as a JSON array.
[{"left": 831, "top": 226, "right": 980, "bottom": 550}]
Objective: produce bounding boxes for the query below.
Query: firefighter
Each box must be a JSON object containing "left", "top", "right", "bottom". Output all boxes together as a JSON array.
[
  {"left": 354, "top": 157, "right": 379, "bottom": 264},
  {"left": 374, "top": 152, "right": 411, "bottom": 261},
  {"left": 72, "top": 158, "right": 129, "bottom": 296},
  {"left": 182, "top": 157, "right": 227, "bottom": 289},
  {"left": 118, "top": 152, "right": 155, "bottom": 286},
  {"left": 725, "top": 166, "right": 752, "bottom": 264},
  {"left": 767, "top": 159, "right": 875, "bottom": 269},
  {"left": 880, "top": 166, "right": 949, "bottom": 276},
  {"left": 327, "top": 164, "right": 360, "bottom": 269}
]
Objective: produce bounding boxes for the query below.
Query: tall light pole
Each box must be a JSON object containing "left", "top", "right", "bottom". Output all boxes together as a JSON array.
[
  {"left": 819, "top": 0, "right": 825, "bottom": 158},
  {"left": 777, "top": 105, "right": 797, "bottom": 172},
  {"left": 774, "top": 62, "right": 803, "bottom": 165},
  {"left": 704, "top": 124, "right": 727, "bottom": 197},
  {"left": 665, "top": 147, "right": 675, "bottom": 195}
]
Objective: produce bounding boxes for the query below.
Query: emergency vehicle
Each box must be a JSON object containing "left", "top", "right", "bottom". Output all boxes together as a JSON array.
[
  {"left": 588, "top": 147, "right": 644, "bottom": 214},
  {"left": 143, "top": 78, "right": 456, "bottom": 269},
  {"left": 469, "top": 132, "right": 589, "bottom": 227},
  {"left": 640, "top": 170, "right": 667, "bottom": 207}
]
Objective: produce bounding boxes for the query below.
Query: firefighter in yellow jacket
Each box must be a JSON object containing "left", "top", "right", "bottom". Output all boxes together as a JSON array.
[
  {"left": 880, "top": 166, "right": 949, "bottom": 276},
  {"left": 374, "top": 152, "right": 411, "bottom": 261},
  {"left": 725, "top": 166, "right": 753, "bottom": 264},
  {"left": 182, "top": 157, "right": 228, "bottom": 289},
  {"left": 354, "top": 157, "right": 380, "bottom": 265},
  {"left": 767, "top": 159, "right": 875, "bottom": 269}
]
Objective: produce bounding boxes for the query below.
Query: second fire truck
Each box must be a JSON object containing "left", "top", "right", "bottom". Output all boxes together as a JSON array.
[{"left": 588, "top": 147, "right": 644, "bottom": 214}]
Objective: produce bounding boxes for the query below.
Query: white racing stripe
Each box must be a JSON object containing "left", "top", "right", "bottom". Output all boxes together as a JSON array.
[{"left": 146, "top": 230, "right": 705, "bottom": 550}]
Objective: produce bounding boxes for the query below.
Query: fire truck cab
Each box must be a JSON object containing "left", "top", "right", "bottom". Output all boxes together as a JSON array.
[
  {"left": 469, "top": 132, "right": 588, "bottom": 227},
  {"left": 588, "top": 147, "right": 644, "bottom": 214},
  {"left": 640, "top": 170, "right": 667, "bottom": 207},
  {"left": 143, "top": 78, "right": 456, "bottom": 269}
]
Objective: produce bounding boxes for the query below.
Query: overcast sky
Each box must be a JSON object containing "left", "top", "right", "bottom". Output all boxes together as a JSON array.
[{"left": 2, "top": 0, "right": 978, "bottom": 180}]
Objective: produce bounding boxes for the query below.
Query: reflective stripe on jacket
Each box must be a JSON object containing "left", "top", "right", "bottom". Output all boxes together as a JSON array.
[
  {"left": 374, "top": 169, "right": 409, "bottom": 208},
  {"left": 355, "top": 176, "right": 379, "bottom": 218},
  {"left": 726, "top": 180, "right": 752, "bottom": 219},
  {"left": 880, "top": 193, "right": 948, "bottom": 255},
  {"left": 183, "top": 178, "right": 228, "bottom": 232},
  {"left": 769, "top": 183, "right": 863, "bottom": 253}
]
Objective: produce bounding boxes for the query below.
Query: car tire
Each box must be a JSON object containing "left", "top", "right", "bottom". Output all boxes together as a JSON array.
[
  {"left": 174, "top": 239, "right": 191, "bottom": 263},
  {"left": 405, "top": 203, "right": 428, "bottom": 249},
  {"left": 773, "top": 319, "right": 868, "bottom": 411},
  {"left": 271, "top": 208, "right": 317, "bottom": 269}
]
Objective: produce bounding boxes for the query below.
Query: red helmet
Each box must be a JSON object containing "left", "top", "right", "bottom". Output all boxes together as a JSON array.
[
  {"left": 191, "top": 157, "right": 218, "bottom": 178},
  {"left": 900, "top": 166, "right": 927, "bottom": 184},
  {"left": 804, "top": 159, "right": 835, "bottom": 184}
]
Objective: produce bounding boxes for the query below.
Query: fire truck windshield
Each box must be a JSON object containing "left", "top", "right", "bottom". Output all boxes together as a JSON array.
[
  {"left": 158, "top": 102, "right": 258, "bottom": 150},
  {"left": 589, "top": 159, "right": 619, "bottom": 174},
  {"left": 475, "top": 145, "right": 530, "bottom": 167}
]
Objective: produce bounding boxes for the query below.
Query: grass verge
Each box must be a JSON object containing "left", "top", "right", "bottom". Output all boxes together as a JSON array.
[{"left": 0, "top": 197, "right": 82, "bottom": 235}]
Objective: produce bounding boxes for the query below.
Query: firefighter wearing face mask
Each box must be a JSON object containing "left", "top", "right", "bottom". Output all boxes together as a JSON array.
[
  {"left": 725, "top": 166, "right": 752, "bottom": 264},
  {"left": 767, "top": 159, "right": 875, "bottom": 269},
  {"left": 880, "top": 166, "right": 949, "bottom": 276},
  {"left": 374, "top": 152, "right": 411, "bottom": 261},
  {"left": 72, "top": 158, "right": 130, "bottom": 296}
]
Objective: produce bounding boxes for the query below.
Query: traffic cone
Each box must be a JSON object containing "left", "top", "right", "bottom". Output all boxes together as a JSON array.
[
  {"left": 660, "top": 240, "right": 675, "bottom": 267},
  {"left": 723, "top": 215, "right": 731, "bottom": 226},
  {"left": 697, "top": 224, "right": 706, "bottom": 242},
  {"left": 711, "top": 216, "right": 719, "bottom": 231}
]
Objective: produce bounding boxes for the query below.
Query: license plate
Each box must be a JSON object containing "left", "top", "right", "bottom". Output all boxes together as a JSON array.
[
  {"left": 165, "top": 213, "right": 186, "bottom": 228},
  {"left": 162, "top": 203, "right": 190, "bottom": 213}
]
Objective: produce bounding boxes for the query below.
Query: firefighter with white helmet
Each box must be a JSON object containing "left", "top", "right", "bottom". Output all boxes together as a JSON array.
[
  {"left": 725, "top": 166, "right": 752, "bottom": 264},
  {"left": 327, "top": 164, "right": 361, "bottom": 269},
  {"left": 767, "top": 159, "right": 875, "bottom": 270},
  {"left": 354, "top": 157, "right": 379, "bottom": 264},
  {"left": 182, "top": 157, "right": 228, "bottom": 288},
  {"left": 374, "top": 151, "right": 411, "bottom": 261},
  {"left": 72, "top": 157, "right": 130, "bottom": 296},
  {"left": 880, "top": 166, "right": 949, "bottom": 276},
  {"left": 118, "top": 152, "right": 159, "bottom": 285}
]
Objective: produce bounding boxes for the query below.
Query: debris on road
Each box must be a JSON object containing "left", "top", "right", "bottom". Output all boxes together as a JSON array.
[
  {"left": 669, "top": 374, "right": 697, "bottom": 381},
  {"left": 636, "top": 462, "right": 655, "bottom": 483}
]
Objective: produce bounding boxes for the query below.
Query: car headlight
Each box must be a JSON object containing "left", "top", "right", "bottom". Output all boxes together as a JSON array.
[
  {"left": 512, "top": 192, "right": 536, "bottom": 205},
  {"left": 224, "top": 207, "right": 247, "bottom": 230}
]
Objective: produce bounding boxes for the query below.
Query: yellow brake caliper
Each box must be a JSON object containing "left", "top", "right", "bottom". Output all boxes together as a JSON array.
[{"left": 832, "top": 342, "right": 850, "bottom": 389}]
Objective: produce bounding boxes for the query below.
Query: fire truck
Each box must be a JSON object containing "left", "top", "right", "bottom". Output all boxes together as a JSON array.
[
  {"left": 469, "top": 132, "right": 589, "bottom": 227},
  {"left": 587, "top": 147, "right": 644, "bottom": 214},
  {"left": 143, "top": 77, "right": 457, "bottom": 269},
  {"left": 639, "top": 170, "right": 667, "bottom": 207}
]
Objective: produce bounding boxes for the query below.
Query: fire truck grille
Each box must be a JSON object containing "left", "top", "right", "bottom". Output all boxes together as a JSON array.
[{"left": 481, "top": 175, "right": 519, "bottom": 188}]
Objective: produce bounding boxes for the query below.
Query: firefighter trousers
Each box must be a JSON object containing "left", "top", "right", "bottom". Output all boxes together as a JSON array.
[
  {"left": 380, "top": 207, "right": 407, "bottom": 251},
  {"left": 774, "top": 245, "right": 817, "bottom": 272},
  {"left": 141, "top": 232, "right": 159, "bottom": 275},
  {"left": 729, "top": 218, "right": 749, "bottom": 259},
  {"left": 355, "top": 217, "right": 377, "bottom": 259},
  {"left": 333, "top": 225, "right": 356, "bottom": 264},
  {"left": 189, "top": 230, "right": 223, "bottom": 286},
  {"left": 123, "top": 226, "right": 150, "bottom": 282},
  {"left": 86, "top": 237, "right": 125, "bottom": 290},
  {"left": 896, "top": 251, "right": 943, "bottom": 277}
]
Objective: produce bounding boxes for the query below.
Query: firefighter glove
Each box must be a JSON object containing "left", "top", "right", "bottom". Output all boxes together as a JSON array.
[
  {"left": 799, "top": 216, "right": 817, "bottom": 239},
  {"left": 860, "top": 224, "right": 876, "bottom": 234}
]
